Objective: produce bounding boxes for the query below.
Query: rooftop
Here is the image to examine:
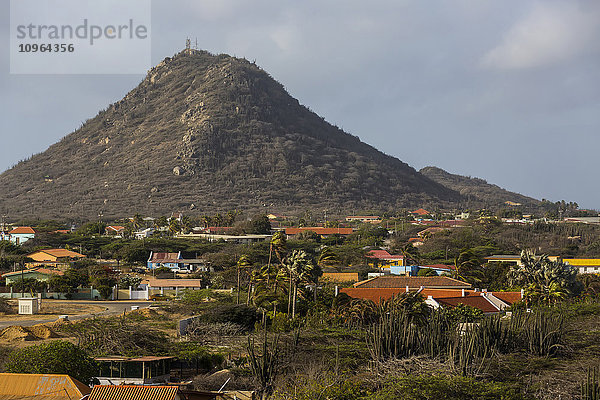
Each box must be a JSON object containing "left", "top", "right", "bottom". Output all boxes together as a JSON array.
[{"left": 354, "top": 276, "right": 471, "bottom": 289}]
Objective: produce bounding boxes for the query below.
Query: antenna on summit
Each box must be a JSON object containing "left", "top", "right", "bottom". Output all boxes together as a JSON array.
[
  {"left": 185, "top": 38, "right": 191, "bottom": 55},
  {"left": 194, "top": 38, "right": 198, "bottom": 50}
]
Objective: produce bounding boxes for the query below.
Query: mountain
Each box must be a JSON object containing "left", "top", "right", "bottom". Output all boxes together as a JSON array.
[
  {"left": 0, "top": 50, "right": 462, "bottom": 221},
  {"left": 419, "top": 166, "right": 540, "bottom": 208}
]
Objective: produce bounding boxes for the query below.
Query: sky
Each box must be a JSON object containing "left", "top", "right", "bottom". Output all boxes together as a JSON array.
[{"left": 1, "top": 0, "right": 599, "bottom": 209}]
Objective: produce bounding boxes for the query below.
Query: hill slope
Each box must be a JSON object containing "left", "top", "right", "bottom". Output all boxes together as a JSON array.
[
  {"left": 419, "top": 166, "right": 540, "bottom": 208},
  {"left": 0, "top": 50, "right": 461, "bottom": 220}
]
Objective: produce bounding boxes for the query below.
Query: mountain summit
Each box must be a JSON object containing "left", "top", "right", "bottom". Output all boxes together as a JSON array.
[{"left": 1, "top": 50, "right": 465, "bottom": 219}]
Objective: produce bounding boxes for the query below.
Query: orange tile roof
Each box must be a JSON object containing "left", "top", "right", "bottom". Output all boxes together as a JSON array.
[
  {"left": 418, "top": 288, "right": 478, "bottom": 298},
  {"left": 340, "top": 287, "right": 410, "bottom": 303},
  {"left": 8, "top": 226, "right": 36, "bottom": 234},
  {"left": 491, "top": 291, "right": 523, "bottom": 305},
  {"left": 285, "top": 227, "right": 353, "bottom": 235},
  {"left": 106, "top": 225, "right": 126, "bottom": 231},
  {"left": 31, "top": 249, "right": 86, "bottom": 259},
  {"left": 89, "top": 385, "right": 178, "bottom": 400},
  {"left": 0, "top": 373, "right": 90, "bottom": 400},
  {"left": 411, "top": 208, "right": 430, "bottom": 215},
  {"left": 2, "top": 268, "right": 64, "bottom": 278},
  {"left": 436, "top": 296, "right": 500, "bottom": 313},
  {"left": 147, "top": 279, "right": 203, "bottom": 288},
  {"left": 354, "top": 276, "right": 471, "bottom": 289}
]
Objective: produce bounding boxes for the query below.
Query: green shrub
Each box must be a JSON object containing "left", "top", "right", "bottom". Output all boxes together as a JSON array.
[
  {"left": 202, "top": 304, "right": 258, "bottom": 331},
  {"left": 5, "top": 341, "right": 98, "bottom": 385},
  {"left": 371, "top": 375, "right": 533, "bottom": 400}
]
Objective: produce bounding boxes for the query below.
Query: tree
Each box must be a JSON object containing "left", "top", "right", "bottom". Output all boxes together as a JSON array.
[
  {"left": 284, "top": 250, "right": 321, "bottom": 319},
  {"left": 249, "top": 214, "right": 272, "bottom": 234},
  {"left": 5, "top": 341, "right": 98, "bottom": 384},
  {"left": 168, "top": 219, "right": 181, "bottom": 236},
  {"left": 118, "top": 274, "right": 142, "bottom": 289},
  {"left": 452, "top": 249, "right": 484, "bottom": 285},
  {"left": 400, "top": 243, "right": 420, "bottom": 265},
  {"left": 8, "top": 277, "right": 45, "bottom": 296},
  {"left": 132, "top": 213, "right": 144, "bottom": 230},
  {"left": 508, "top": 250, "right": 581, "bottom": 306},
  {"left": 236, "top": 255, "right": 252, "bottom": 305}
]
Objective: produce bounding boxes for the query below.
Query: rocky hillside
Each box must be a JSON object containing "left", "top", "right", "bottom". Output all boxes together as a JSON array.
[
  {"left": 0, "top": 50, "right": 463, "bottom": 220},
  {"left": 420, "top": 166, "right": 540, "bottom": 209}
]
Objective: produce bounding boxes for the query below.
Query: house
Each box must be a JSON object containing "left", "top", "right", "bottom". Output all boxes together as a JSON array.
[
  {"left": 408, "top": 237, "right": 424, "bottom": 247},
  {"left": 0, "top": 373, "right": 90, "bottom": 400},
  {"left": 105, "top": 225, "right": 126, "bottom": 236},
  {"left": 147, "top": 252, "right": 211, "bottom": 272},
  {"left": 410, "top": 208, "right": 431, "bottom": 217},
  {"left": 345, "top": 215, "right": 381, "bottom": 223},
  {"left": 340, "top": 283, "right": 522, "bottom": 314},
  {"left": 26, "top": 249, "right": 86, "bottom": 268},
  {"left": 321, "top": 272, "right": 359, "bottom": 283},
  {"left": 2, "top": 268, "right": 64, "bottom": 285},
  {"left": 427, "top": 295, "right": 501, "bottom": 315},
  {"left": 267, "top": 213, "right": 288, "bottom": 220},
  {"left": 88, "top": 385, "right": 252, "bottom": 400},
  {"left": 170, "top": 211, "right": 183, "bottom": 223},
  {"left": 146, "top": 278, "right": 204, "bottom": 296},
  {"left": 148, "top": 252, "right": 183, "bottom": 270},
  {"left": 177, "top": 233, "right": 272, "bottom": 244},
  {"left": 563, "top": 259, "right": 600, "bottom": 274},
  {"left": 425, "top": 289, "right": 523, "bottom": 314},
  {"left": 285, "top": 227, "right": 353, "bottom": 238},
  {"left": 6, "top": 226, "right": 36, "bottom": 245},
  {"left": 135, "top": 227, "right": 155, "bottom": 239},
  {"left": 352, "top": 275, "right": 472, "bottom": 289},
  {"left": 89, "top": 386, "right": 179, "bottom": 400},
  {"left": 366, "top": 249, "right": 404, "bottom": 269},
  {"left": 94, "top": 356, "right": 174, "bottom": 385},
  {"left": 417, "top": 227, "right": 446, "bottom": 237},
  {"left": 484, "top": 254, "right": 561, "bottom": 267}
]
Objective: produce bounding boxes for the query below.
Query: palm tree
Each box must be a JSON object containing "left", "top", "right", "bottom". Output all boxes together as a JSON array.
[
  {"left": 400, "top": 243, "right": 420, "bottom": 266},
  {"left": 132, "top": 213, "right": 144, "bottom": 231},
  {"left": 236, "top": 255, "right": 252, "bottom": 305},
  {"left": 180, "top": 215, "right": 192, "bottom": 234},
  {"left": 168, "top": 219, "right": 181, "bottom": 236},
  {"left": 452, "top": 249, "right": 483, "bottom": 285},
  {"left": 213, "top": 213, "right": 224, "bottom": 227},
  {"left": 284, "top": 250, "right": 320, "bottom": 319},
  {"left": 201, "top": 215, "right": 212, "bottom": 229}
]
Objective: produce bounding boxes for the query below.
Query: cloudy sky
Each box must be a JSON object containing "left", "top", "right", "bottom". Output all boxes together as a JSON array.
[{"left": 1, "top": 1, "right": 599, "bottom": 208}]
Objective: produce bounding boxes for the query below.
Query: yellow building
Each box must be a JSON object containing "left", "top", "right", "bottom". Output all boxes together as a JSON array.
[{"left": 26, "top": 249, "right": 86, "bottom": 268}]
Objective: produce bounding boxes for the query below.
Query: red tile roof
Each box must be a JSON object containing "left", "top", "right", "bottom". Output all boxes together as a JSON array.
[
  {"left": 366, "top": 250, "right": 404, "bottom": 260},
  {"left": 411, "top": 208, "right": 430, "bottom": 215},
  {"left": 8, "top": 226, "right": 36, "bottom": 234},
  {"left": 491, "top": 291, "right": 523, "bottom": 305},
  {"left": 354, "top": 276, "right": 471, "bottom": 289},
  {"left": 340, "top": 287, "right": 409, "bottom": 303},
  {"left": 89, "top": 385, "right": 179, "bottom": 400},
  {"left": 147, "top": 279, "right": 203, "bottom": 288},
  {"left": 285, "top": 227, "right": 353, "bottom": 235},
  {"left": 436, "top": 296, "right": 500, "bottom": 313},
  {"left": 106, "top": 225, "right": 125, "bottom": 232},
  {"left": 418, "top": 288, "right": 477, "bottom": 298},
  {"left": 2, "top": 268, "right": 64, "bottom": 278}
]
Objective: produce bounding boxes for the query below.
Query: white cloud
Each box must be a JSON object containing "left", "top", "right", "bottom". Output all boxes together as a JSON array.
[{"left": 481, "top": 1, "right": 599, "bottom": 69}]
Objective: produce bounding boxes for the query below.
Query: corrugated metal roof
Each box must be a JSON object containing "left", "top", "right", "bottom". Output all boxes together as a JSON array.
[
  {"left": 0, "top": 373, "right": 90, "bottom": 400},
  {"left": 89, "top": 385, "right": 179, "bottom": 400}
]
